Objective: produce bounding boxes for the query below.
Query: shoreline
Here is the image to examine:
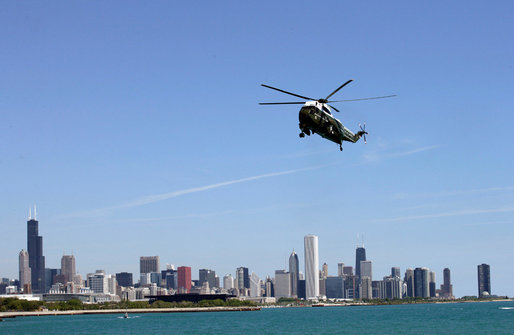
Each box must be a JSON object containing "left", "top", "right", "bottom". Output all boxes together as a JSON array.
[{"left": 0, "top": 306, "right": 260, "bottom": 319}]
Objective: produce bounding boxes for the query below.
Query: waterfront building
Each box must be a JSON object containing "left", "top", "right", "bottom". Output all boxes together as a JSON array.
[
  {"left": 360, "top": 276, "right": 372, "bottom": 299},
  {"left": 304, "top": 234, "right": 319, "bottom": 300},
  {"left": 140, "top": 273, "right": 151, "bottom": 285},
  {"left": 236, "top": 267, "right": 250, "bottom": 290},
  {"left": 391, "top": 267, "right": 401, "bottom": 278},
  {"left": 265, "top": 276, "right": 274, "bottom": 297},
  {"left": 274, "top": 270, "right": 291, "bottom": 298},
  {"left": 61, "top": 255, "right": 76, "bottom": 284},
  {"left": 404, "top": 268, "right": 414, "bottom": 298},
  {"left": 44, "top": 268, "right": 60, "bottom": 292},
  {"left": 140, "top": 256, "right": 159, "bottom": 274},
  {"left": 19, "top": 249, "right": 31, "bottom": 293},
  {"left": 223, "top": 274, "right": 234, "bottom": 290},
  {"left": 177, "top": 266, "right": 191, "bottom": 293},
  {"left": 298, "top": 279, "right": 306, "bottom": 299},
  {"left": 115, "top": 272, "right": 133, "bottom": 287},
  {"left": 429, "top": 271, "right": 436, "bottom": 298},
  {"left": 343, "top": 275, "right": 357, "bottom": 299},
  {"left": 372, "top": 280, "right": 385, "bottom": 299},
  {"left": 199, "top": 269, "right": 217, "bottom": 289},
  {"left": 250, "top": 273, "right": 260, "bottom": 297},
  {"left": 384, "top": 275, "right": 403, "bottom": 299},
  {"left": 326, "top": 276, "right": 344, "bottom": 298},
  {"left": 27, "top": 208, "right": 45, "bottom": 293},
  {"left": 150, "top": 272, "right": 161, "bottom": 286},
  {"left": 289, "top": 251, "right": 299, "bottom": 297},
  {"left": 440, "top": 268, "right": 453, "bottom": 298},
  {"left": 478, "top": 264, "right": 491, "bottom": 297},
  {"left": 414, "top": 267, "right": 430, "bottom": 298},
  {"left": 87, "top": 270, "right": 108, "bottom": 294},
  {"left": 319, "top": 278, "right": 326, "bottom": 298},
  {"left": 162, "top": 269, "right": 177, "bottom": 290}
]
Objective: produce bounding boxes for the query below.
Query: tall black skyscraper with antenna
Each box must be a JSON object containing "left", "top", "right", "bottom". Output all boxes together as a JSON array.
[{"left": 27, "top": 206, "right": 45, "bottom": 293}]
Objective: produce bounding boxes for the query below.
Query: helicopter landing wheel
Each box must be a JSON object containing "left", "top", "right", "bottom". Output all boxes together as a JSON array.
[
  {"left": 339, "top": 144, "right": 343, "bottom": 151},
  {"left": 299, "top": 133, "right": 305, "bottom": 138}
]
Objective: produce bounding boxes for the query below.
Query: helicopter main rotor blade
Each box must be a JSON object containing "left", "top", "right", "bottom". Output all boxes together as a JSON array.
[
  {"left": 324, "top": 79, "right": 353, "bottom": 100},
  {"left": 259, "top": 102, "right": 306, "bottom": 105},
  {"left": 261, "top": 84, "right": 314, "bottom": 101},
  {"left": 329, "top": 95, "right": 397, "bottom": 102},
  {"left": 328, "top": 104, "right": 341, "bottom": 113}
]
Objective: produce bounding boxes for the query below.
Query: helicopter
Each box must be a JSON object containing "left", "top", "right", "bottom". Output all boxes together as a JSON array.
[{"left": 260, "top": 80, "right": 396, "bottom": 151}]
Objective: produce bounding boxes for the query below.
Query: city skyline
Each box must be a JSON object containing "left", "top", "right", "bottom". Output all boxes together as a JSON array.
[
  {"left": 1, "top": 2, "right": 513, "bottom": 298},
  {"left": 3, "top": 217, "right": 500, "bottom": 300}
]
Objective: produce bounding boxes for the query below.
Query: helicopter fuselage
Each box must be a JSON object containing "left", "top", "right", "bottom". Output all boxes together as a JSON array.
[{"left": 298, "top": 101, "right": 362, "bottom": 146}]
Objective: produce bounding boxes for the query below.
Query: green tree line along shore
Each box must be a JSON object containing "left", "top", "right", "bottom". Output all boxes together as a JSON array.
[
  {"left": 0, "top": 298, "right": 256, "bottom": 312},
  {"left": 2, "top": 296, "right": 509, "bottom": 312}
]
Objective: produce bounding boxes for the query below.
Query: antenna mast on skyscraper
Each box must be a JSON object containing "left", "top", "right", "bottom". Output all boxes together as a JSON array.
[
  {"left": 34, "top": 204, "right": 37, "bottom": 220},
  {"left": 29, "top": 207, "right": 32, "bottom": 220}
]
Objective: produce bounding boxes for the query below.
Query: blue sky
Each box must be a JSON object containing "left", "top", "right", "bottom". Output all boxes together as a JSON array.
[{"left": 1, "top": 1, "right": 513, "bottom": 297}]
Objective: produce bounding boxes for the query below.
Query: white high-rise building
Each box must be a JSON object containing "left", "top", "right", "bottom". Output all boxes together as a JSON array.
[
  {"left": 87, "top": 270, "right": 108, "bottom": 294},
  {"left": 250, "top": 273, "right": 261, "bottom": 297},
  {"left": 304, "top": 234, "right": 319, "bottom": 300},
  {"left": 19, "top": 249, "right": 31, "bottom": 292},
  {"left": 223, "top": 274, "right": 234, "bottom": 290}
]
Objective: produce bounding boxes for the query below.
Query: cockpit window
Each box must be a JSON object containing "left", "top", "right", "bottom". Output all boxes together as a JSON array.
[{"left": 322, "top": 106, "right": 331, "bottom": 115}]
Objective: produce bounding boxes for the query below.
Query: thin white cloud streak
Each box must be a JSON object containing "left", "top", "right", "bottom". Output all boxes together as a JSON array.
[
  {"left": 392, "top": 186, "right": 514, "bottom": 200},
  {"left": 375, "top": 206, "right": 514, "bottom": 223},
  {"left": 58, "top": 165, "right": 327, "bottom": 219},
  {"left": 362, "top": 145, "right": 441, "bottom": 163}
]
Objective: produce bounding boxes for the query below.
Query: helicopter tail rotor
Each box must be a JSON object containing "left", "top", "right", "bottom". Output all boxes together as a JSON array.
[{"left": 358, "top": 123, "right": 368, "bottom": 144}]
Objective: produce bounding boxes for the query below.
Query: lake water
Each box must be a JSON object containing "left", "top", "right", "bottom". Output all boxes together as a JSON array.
[{"left": 1, "top": 301, "right": 513, "bottom": 334}]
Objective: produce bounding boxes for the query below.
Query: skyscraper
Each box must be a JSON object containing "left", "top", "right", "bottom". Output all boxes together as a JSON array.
[
  {"left": 27, "top": 208, "right": 45, "bottom": 293},
  {"left": 199, "top": 269, "right": 217, "bottom": 289},
  {"left": 414, "top": 267, "right": 430, "bottom": 298},
  {"left": 274, "top": 270, "right": 291, "bottom": 298},
  {"left": 322, "top": 263, "right": 328, "bottom": 279},
  {"left": 61, "top": 255, "right": 76, "bottom": 284},
  {"left": 115, "top": 272, "right": 133, "bottom": 287},
  {"left": 289, "top": 251, "right": 299, "bottom": 297},
  {"left": 19, "top": 249, "right": 31, "bottom": 293},
  {"left": 441, "top": 268, "right": 453, "bottom": 298},
  {"left": 337, "top": 263, "right": 345, "bottom": 277},
  {"left": 477, "top": 264, "right": 491, "bottom": 297},
  {"left": 405, "top": 268, "right": 414, "bottom": 298},
  {"left": 177, "top": 266, "right": 191, "bottom": 293},
  {"left": 355, "top": 246, "right": 366, "bottom": 281},
  {"left": 223, "top": 274, "right": 234, "bottom": 290},
  {"left": 391, "top": 267, "right": 401, "bottom": 278},
  {"left": 140, "top": 256, "right": 160, "bottom": 274},
  {"left": 304, "top": 234, "right": 319, "bottom": 300},
  {"left": 250, "top": 273, "right": 261, "bottom": 297},
  {"left": 236, "top": 267, "right": 250, "bottom": 290},
  {"left": 429, "top": 271, "right": 436, "bottom": 298},
  {"left": 360, "top": 261, "right": 372, "bottom": 281}
]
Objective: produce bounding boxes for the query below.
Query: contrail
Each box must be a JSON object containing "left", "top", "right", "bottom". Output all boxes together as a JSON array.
[{"left": 59, "top": 165, "right": 327, "bottom": 218}]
